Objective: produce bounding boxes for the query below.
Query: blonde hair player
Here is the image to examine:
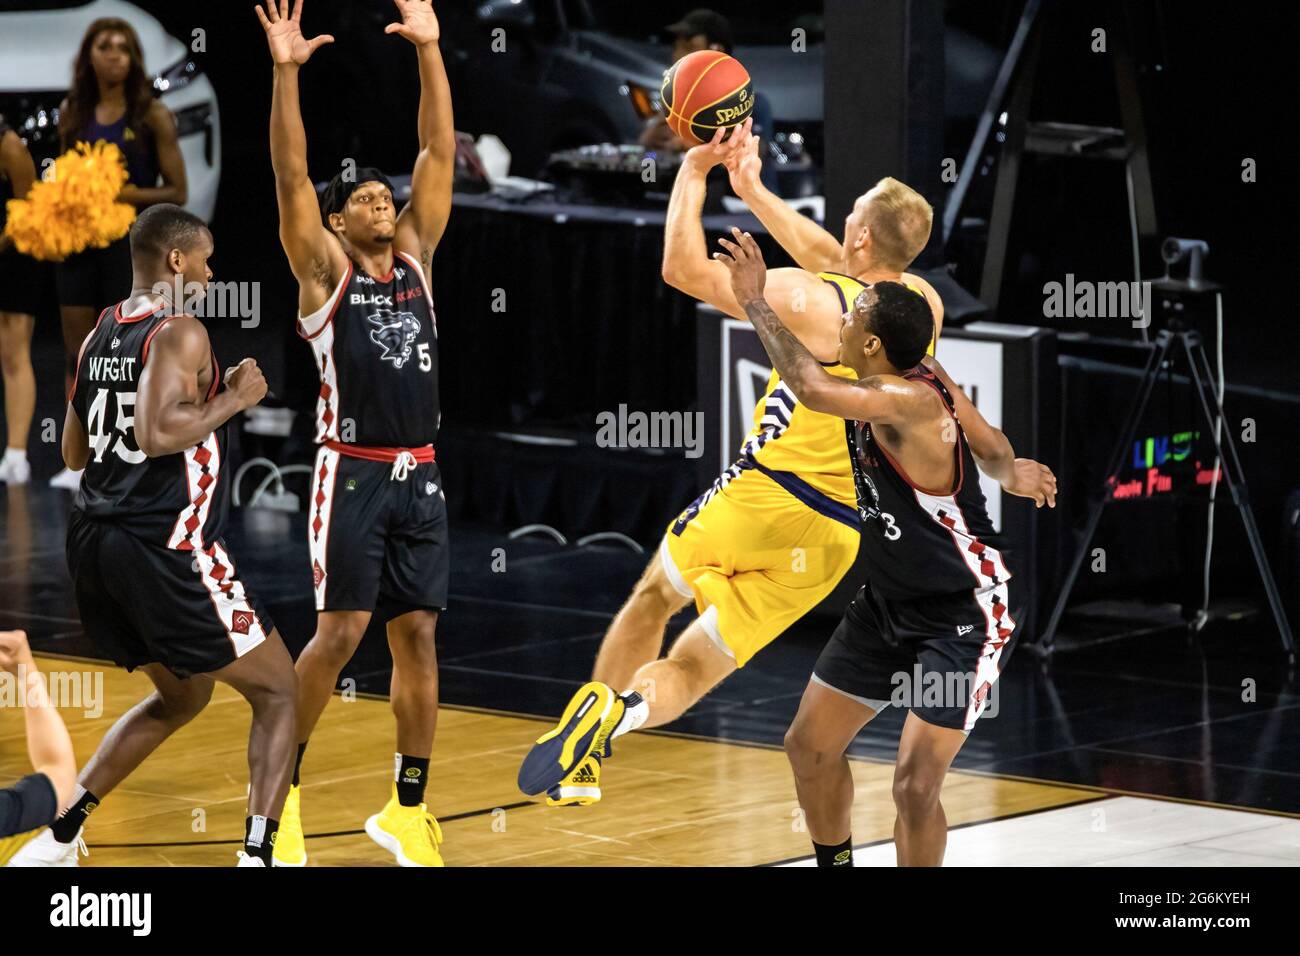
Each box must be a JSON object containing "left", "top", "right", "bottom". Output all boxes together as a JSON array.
[
  {"left": 519, "top": 118, "right": 1004, "bottom": 807},
  {"left": 713, "top": 227, "right": 1055, "bottom": 866}
]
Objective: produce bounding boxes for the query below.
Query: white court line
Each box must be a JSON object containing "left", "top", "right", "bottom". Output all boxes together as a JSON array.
[{"left": 777, "top": 797, "right": 1300, "bottom": 867}]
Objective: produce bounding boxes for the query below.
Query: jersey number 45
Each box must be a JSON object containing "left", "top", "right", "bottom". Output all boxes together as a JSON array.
[{"left": 87, "top": 388, "right": 146, "bottom": 464}]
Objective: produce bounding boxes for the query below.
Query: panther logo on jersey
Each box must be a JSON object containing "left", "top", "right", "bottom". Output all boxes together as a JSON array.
[
  {"left": 850, "top": 421, "right": 884, "bottom": 522},
  {"left": 366, "top": 308, "right": 421, "bottom": 369},
  {"left": 855, "top": 471, "right": 884, "bottom": 524}
]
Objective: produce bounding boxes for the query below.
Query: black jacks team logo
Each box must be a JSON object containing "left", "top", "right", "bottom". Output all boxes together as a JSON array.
[
  {"left": 848, "top": 420, "right": 885, "bottom": 523},
  {"left": 366, "top": 308, "right": 421, "bottom": 368},
  {"left": 231, "top": 609, "right": 255, "bottom": 635}
]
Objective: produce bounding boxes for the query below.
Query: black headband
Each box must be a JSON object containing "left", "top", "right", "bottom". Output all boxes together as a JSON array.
[{"left": 319, "top": 167, "right": 395, "bottom": 223}]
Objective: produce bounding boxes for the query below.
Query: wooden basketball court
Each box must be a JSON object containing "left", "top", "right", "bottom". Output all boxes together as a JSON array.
[{"left": 0, "top": 652, "right": 1107, "bottom": 867}]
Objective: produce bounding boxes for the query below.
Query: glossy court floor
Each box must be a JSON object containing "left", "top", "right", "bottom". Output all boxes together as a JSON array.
[{"left": 3, "top": 473, "right": 1299, "bottom": 866}]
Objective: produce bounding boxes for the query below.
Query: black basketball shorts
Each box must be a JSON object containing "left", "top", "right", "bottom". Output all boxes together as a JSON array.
[
  {"left": 66, "top": 511, "right": 274, "bottom": 679},
  {"left": 812, "top": 579, "right": 1018, "bottom": 732},
  {"left": 308, "top": 444, "right": 450, "bottom": 620}
]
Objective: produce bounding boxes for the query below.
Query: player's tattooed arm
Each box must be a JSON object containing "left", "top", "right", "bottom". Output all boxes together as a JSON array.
[
  {"left": 393, "top": 1, "right": 455, "bottom": 260},
  {"left": 257, "top": 0, "right": 343, "bottom": 303},
  {"left": 136, "top": 318, "right": 266, "bottom": 458},
  {"left": 716, "top": 228, "right": 903, "bottom": 423}
]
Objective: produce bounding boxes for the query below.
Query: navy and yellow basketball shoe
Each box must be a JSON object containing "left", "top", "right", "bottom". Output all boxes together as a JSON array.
[
  {"left": 518, "top": 682, "right": 639, "bottom": 797},
  {"left": 546, "top": 754, "right": 603, "bottom": 807}
]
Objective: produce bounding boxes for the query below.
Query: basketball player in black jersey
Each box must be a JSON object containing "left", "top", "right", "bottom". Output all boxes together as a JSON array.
[
  {"left": 7, "top": 204, "right": 298, "bottom": 868},
  {"left": 715, "top": 229, "right": 1056, "bottom": 867},
  {"left": 257, "top": 0, "right": 454, "bottom": 866}
]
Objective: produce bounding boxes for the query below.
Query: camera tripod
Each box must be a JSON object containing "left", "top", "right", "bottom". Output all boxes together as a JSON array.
[{"left": 1034, "top": 325, "right": 1296, "bottom": 662}]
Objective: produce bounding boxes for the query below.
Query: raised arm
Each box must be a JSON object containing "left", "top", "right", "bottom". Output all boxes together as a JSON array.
[
  {"left": 134, "top": 317, "right": 265, "bottom": 458},
  {"left": 925, "top": 356, "right": 1057, "bottom": 508},
  {"left": 714, "top": 228, "right": 907, "bottom": 423},
  {"left": 724, "top": 125, "right": 842, "bottom": 274},
  {"left": 662, "top": 134, "right": 840, "bottom": 357},
  {"left": 256, "top": 0, "right": 343, "bottom": 306},
  {"left": 390, "top": 0, "right": 455, "bottom": 268}
]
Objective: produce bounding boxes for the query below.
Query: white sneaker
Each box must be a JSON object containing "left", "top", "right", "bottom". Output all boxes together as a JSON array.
[
  {"left": 4, "top": 827, "right": 86, "bottom": 867},
  {"left": 0, "top": 456, "right": 30, "bottom": 484},
  {"left": 236, "top": 851, "right": 267, "bottom": 867},
  {"left": 49, "top": 467, "right": 82, "bottom": 491}
]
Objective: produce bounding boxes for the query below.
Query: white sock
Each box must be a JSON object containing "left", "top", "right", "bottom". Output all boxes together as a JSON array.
[
  {"left": 3, "top": 448, "right": 26, "bottom": 466},
  {"left": 612, "top": 692, "right": 650, "bottom": 738}
]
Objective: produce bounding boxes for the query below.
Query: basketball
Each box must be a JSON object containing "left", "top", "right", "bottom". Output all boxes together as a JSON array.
[{"left": 660, "top": 49, "right": 754, "bottom": 147}]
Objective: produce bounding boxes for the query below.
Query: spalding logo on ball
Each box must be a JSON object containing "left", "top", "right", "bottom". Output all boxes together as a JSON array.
[{"left": 660, "top": 49, "right": 753, "bottom": 147}]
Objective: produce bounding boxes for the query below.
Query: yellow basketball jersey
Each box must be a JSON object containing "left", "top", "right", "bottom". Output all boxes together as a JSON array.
[{"left": 741, "top": 271, "right": 936, "bottom": 506}]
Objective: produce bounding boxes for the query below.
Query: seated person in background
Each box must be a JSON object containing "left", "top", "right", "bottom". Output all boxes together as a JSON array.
[
  {"left": 0, "top": 631, "right": 77, "bottom": 857},
  {"left": 639, "top": 9, "right": 777, "bottom": 192}
]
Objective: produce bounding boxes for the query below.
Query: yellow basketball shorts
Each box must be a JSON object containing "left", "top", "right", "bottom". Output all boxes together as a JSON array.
[{"left": 660, "top": 463, "right": 861, "bottom": 667}]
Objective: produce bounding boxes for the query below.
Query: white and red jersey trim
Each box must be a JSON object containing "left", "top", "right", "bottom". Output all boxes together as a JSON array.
[
  {"left": 911, "top": 488, "right": 1016, "bottom": 730},
  {"left": 308, "top": 445, "right": 341, "bottom": 611},
  {"left": 193, "top": 540, "right": 266, "bottom": 658},
  {"left": 167, "top": 432, "right": 222, "bottom": 551}
]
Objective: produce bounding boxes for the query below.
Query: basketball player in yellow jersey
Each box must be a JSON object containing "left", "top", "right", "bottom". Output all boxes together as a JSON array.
[{"left": 518, "top": 118, "right": 948, "bottom": 805}]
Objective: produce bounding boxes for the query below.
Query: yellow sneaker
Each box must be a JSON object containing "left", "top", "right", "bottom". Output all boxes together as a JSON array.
[
  {"left": 518, "top": 682, "right": 635, "bottom": 797},
  {"left": 272, "top": 784, "right": 307, "bottom": 867},
  {"left": 364, "top": 785, "right": 445, "bottom": 867},
  {"left": 546, "top": 753, "right": 602, "bottom": 806}
]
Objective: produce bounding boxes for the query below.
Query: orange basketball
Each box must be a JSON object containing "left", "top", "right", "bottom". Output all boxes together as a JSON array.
[{"left": 660, "top": 50, "right": 754, "bottom": 147}]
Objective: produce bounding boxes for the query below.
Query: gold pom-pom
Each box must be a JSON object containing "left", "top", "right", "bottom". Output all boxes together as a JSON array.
[{"left": 3, "top": 141, "right": 137, "bottom": 262}]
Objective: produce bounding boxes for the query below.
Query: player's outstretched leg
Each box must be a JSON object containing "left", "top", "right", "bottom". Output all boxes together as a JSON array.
[
  {"left": 783, "top": 679, "right": 879, "bottom": 867},
  {"left": 6, "top": 666, "right": 214, "bottom": 868},
  {"left": 591, "top": 550, "right": 692, "bottom": 692},
  {"left": 891, "top": 712, "right": 967, "bottom": 867},
  {"left": 212, "top": 629, "right": 298, "bottom": 867},
  {"left": 274, "top": 609, "right": 370, "bottom": 867},
  {"left": 362, "top": 610, "right": 445, "bottom": 868},
  {"left": 532, "top": 549, "right": 690, "bottom": 807},
  {"left": 518, "top": 619, "right": 733, "bottom": 804}
]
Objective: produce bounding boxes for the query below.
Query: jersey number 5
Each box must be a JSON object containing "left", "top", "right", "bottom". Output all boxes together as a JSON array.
[{"left": 87, "top": 388, "right": 147, "bottom": 464}]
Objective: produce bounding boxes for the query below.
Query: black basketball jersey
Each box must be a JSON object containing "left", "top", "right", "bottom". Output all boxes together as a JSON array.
[
  {"left": 846, "top": 365, "right": 1012, "bottom": 600},
  {"left": 70, "top": 301, "right": 228, "bottom": 550},
  {"left": 297, "top": 251, "right": 440, "bottom": 448}
]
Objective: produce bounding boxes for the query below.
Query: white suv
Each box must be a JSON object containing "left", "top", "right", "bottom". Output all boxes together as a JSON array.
[{"left": 0, "top": 0, "right": 221, "bottom": 222}]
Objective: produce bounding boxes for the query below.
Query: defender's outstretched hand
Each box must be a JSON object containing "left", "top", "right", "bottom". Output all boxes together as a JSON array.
[
  {"left": 386, "top": 0, "right": 441, "bottom": 45},
  {"left": 713, "top": 226, "right": 768, "bottom": 306},
  {"left": 1003, "top": 458, "right": 1058, "bottom": 508},
  {"left": 255, "top": 0, "right": 334, "bottom": 65}
]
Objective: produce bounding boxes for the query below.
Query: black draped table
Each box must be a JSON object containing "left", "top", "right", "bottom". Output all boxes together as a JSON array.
[{"left": 425, "top": 191, "right": 789, "bottom": 430}]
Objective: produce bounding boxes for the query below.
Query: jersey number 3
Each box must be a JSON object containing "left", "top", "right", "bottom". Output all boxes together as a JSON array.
[{"left": 87, "top": 388, "right": 146, "bottom": 464}]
